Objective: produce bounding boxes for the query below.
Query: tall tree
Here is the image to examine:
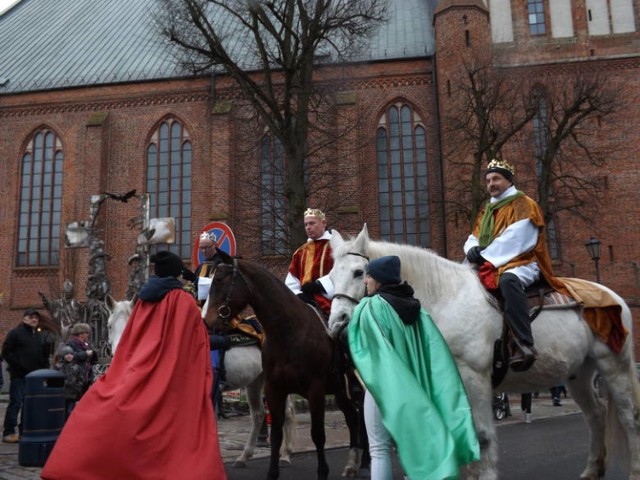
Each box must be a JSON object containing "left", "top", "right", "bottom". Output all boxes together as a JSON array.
[
  {"left": 441, "top": 56, "right": 538, "bottom": 228},
  {"left": 154, "top": 0, "right": 388, "bottom": 251},
  {"left": 529, "top": 73, "right": 623, "bottom": 225}
]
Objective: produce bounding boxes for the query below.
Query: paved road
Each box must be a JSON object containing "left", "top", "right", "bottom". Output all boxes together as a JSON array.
[
  {"left": 224, "top": 414, "right": 629, "bottom": 480},
  {"left": 0, "top": 392, "right": 605, "bottom": 479}
]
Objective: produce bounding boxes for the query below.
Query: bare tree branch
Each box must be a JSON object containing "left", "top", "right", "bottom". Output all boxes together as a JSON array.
[{"left": 154, "top": 0, "right": 388, "bottom": 251}]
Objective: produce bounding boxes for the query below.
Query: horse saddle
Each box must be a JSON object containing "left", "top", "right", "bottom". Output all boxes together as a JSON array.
[
  {"left": 491, "top": 282, "right": 577, "bottom": 387},
  {"left": 226, "top": 315, "right": 265, "bottom": 347},
  {"left": 523, "top": 283, "right": 578, "bottom": 311}
]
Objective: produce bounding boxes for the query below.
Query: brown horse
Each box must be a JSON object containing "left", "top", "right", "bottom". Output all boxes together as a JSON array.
[{"left": 203, "top": 251, "right": 367, "bottom": 480}]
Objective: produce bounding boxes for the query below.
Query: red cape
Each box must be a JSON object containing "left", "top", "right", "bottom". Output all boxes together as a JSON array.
[{"left": 41, "top": 289, "right": 226, "bottom": 480}]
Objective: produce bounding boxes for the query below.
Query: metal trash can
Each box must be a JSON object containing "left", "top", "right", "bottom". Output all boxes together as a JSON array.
[{"left": 18, "top": 369, "right": 65, "bottom": 467}]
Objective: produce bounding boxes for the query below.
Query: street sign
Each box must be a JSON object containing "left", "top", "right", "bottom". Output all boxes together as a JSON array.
[{"left": 192, "top": 222, "right": 237, "bottom": 267}]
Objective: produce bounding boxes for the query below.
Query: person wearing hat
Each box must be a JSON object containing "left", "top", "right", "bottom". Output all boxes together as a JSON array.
[
  {"left": 191, "top": 231, "right": 233, "bottom": 416},
  {"left": 192, "top": 231, "right": 223, "bottom": 304},
  {"left": 53, "top": 345, "right": 85, "bottom": 417},
  {"left": 285, "top": 208, "right": 335, "bottom": 315},
  {"left": 64, "top": 322, "right": 98, "bottom": 402},
  {"left": 1, "top": 309, "right": 50, "bottom": 443},
  {"left": 42, "top": 251, "right": 227, "bottom": 480},
  {"left": 348, "top": 256, "right": 479, "bottom": 480},
  {"left": 463, "top": 158, "right": 568, "bottom": 371}
]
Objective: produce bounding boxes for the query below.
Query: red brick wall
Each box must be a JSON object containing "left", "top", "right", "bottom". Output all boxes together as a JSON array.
[
  {"left": 434, "top": 0, "right": 640, "bottom": 353},
  {"left": 0, "top": 3, "right": 638, "bottom": 357}
]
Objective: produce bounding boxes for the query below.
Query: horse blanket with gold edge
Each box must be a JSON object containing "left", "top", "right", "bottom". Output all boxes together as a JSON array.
[
  {"left": 557, "top": 277, "right": 627, "bottom": 354},
  {"left": 227, "top": 315, "right": 265, "bottom": 346}
]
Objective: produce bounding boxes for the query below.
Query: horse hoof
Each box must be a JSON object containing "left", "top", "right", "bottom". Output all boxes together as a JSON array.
[
  {"left": 341, "top": 467, "right": 358, "bottom": 478},
  {"left": 279, "top": 456, "right": 292, "bottom": 467},
  {"left": 233, "top": 460, "right": 247, "bottom": 469}
]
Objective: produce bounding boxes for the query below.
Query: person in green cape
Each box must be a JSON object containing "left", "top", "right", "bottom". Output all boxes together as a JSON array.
[{"left": 348, "top": 255, "right": 479, "bottom": 480}]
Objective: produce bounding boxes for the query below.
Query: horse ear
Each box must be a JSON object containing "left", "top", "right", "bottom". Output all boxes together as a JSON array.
[
  {"left": 330, "top": 229, "right": 344, "bottom": 250},
  {"left": 353, "top": 224, "right": 369, "bottom": 253},
  {"left": 217, "top": 249, "right": 233, "bottom": 264},
  {"left": 106, "top": 294, "right": 117, "bottom": 311}
]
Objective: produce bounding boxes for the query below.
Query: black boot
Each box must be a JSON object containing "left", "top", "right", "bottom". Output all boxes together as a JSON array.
[{"left": 500, "top": 273, "right": 537, "bottom": 371}]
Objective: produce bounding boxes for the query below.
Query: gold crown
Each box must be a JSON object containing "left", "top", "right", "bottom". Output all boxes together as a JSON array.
[
  {"left": 199, "top": 231, "right": 217, "bottom": 243},
  {"left": 303, "top": 208, "right": 325, "bottom": 220},
  {"left": 487, "top": 159, "right": 515, "bottom": 176}
]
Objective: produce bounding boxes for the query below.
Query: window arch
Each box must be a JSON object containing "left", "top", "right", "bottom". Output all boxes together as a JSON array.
[
  {"left": 146, "top": 118, "right": 192, "bottom": 258},
  {"left": 376, "top": 102, "right": 429, "bottom": 247},
  {"left": 17, "top": 128, "right": 63, "bottom": 267},
  {"left": 261, "top": 134, "right": 287, "bottom": 255}
]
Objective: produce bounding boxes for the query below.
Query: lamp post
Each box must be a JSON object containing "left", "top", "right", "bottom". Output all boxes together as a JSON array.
[{"left": 584, "top": 237, "right": 601, "bottom": 283}]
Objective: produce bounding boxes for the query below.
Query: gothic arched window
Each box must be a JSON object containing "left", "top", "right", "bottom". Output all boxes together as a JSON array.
[
  {"left": 17, "top": 129, "right": 63, "bottom": 267},
  {"left": 376, "top": 103, "right": 430, "bottom": 247},
  {"left": 146, "top": 118, "right": 192, "bottom": 258}
]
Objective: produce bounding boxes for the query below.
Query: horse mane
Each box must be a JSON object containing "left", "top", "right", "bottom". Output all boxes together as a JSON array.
[
  {"left": 334, "top": 235, "right": 489, "bottom": 306},
  {"left": 234, "top": 257, "right": 310, "bottom": 314}
]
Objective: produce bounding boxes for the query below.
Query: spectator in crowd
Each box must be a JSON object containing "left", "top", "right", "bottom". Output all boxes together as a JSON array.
[{"left": 1, "top": 309, "right": 50, "bottom": 443}]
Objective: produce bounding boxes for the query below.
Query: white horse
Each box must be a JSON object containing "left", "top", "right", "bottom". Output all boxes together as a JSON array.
[
  {"left": 106, "top": 297, "right": 295, "bottom": 468},
  {"left": 328, "top": 225, "right": 640, "bottom": 480}
]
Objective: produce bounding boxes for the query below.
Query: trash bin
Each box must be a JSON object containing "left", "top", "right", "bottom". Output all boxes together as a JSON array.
[{"left": 18, "top": 369, "right": 65, "bottom": 467}]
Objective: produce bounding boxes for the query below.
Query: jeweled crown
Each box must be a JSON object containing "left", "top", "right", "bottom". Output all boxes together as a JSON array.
[
  {"left": 303, "top": 208, "right": 325, "bottom": 220},
  {"left": 199, "top": 231, "right": 217, "bottom": 243},
  {"left": 487, "top": 159, "right": 515, "bottom": 176}
]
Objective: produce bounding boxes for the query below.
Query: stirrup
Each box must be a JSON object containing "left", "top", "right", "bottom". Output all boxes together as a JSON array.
[{"left": 509, "top": 343, "right": 537, "bottom": 372}]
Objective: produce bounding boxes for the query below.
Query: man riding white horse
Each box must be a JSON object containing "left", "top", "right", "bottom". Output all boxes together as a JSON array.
[{"left": 464, "top": 158, "right": 569, "bottom": 371}]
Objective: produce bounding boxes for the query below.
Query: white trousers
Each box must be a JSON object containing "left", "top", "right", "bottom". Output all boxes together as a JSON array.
[{"left": 365, "top": 389, "right": 402, "bottom": 480}]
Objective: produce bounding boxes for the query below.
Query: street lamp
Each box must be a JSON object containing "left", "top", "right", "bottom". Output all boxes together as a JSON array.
[{"left": 584, "top": 237, "right": 601, "bottom": 283}]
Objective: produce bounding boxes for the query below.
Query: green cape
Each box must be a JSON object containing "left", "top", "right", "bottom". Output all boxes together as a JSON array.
[{"left": 349, "top": 295, "right": 479, "bottom": 479}]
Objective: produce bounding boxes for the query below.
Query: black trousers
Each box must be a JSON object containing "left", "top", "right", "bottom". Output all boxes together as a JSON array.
[{"left": 499, "top": 273, "right": 534, "bottom": 347}]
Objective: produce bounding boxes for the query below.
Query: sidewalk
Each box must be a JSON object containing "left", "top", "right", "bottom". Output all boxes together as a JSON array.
[{"left": 0, "top": 392, "right": 580, "bottom": 479}]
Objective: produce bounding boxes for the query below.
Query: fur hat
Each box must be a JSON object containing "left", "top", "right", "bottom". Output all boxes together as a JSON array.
[
  {"left": 366, "top": 256, "right": 402, "bottom": 286},
  {"left": 151, "top": 251, "right": 185, "bottom": 278},
  {"left": 70, "top": 323, "right": 91, "bottom": 335}
]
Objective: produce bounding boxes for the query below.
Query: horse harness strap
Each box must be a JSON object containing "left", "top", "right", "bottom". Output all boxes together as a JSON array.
[
  {"left": 212, "top": 259, "right": 254, "bottom": 320},
  {"left": 332, "top": 251, "right": 370, "bottom": 306},
  {"left": 333, "top": 293, "right": 361, "bottom": 305}
]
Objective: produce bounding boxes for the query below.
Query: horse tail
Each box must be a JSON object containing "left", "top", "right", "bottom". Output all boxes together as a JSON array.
[{"left": 604, "top": 305, "right": 640, "bottom": 475}]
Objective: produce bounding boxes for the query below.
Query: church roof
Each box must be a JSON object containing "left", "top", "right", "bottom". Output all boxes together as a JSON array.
[{"left": 0, "top": 0, "right": 435, "bottom": 95}]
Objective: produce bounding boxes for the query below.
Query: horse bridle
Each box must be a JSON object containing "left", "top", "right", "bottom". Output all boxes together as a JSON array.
[
  {"left": 211, "top": 259, "right": 252, "bottom": 320},
  {"left": 332, "top": 251, "right": 370, "bottom": 305}
]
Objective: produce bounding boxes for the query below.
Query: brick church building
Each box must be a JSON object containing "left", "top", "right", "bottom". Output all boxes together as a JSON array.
[{"left": 0, "top": 1, "right": 638, "bottom": 351}]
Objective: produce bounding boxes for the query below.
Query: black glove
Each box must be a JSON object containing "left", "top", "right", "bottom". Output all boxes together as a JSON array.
[
  {"left": 182, "top": 267, "right": 197, "bottom": 282},
  {"left": 466, "top": 246, "right": 484, "bottom": 264},
  {"left": 301, "top": 280, "right": 326, "bottom": 295},
  {"left": 297, "top": 292, "right": 318, "bottom": 306}
]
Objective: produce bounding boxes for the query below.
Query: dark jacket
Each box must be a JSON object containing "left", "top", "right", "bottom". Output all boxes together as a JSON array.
[
  {"left": 67, "top": 336, "right": 99, "bottom": 385},
  {"left": 2, "top": 323, "right": 49, "bottom": 379}
]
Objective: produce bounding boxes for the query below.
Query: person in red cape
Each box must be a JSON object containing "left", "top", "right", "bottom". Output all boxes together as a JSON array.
[{"left": 41, "top": 251, "right": 227, "bottom": 480}]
